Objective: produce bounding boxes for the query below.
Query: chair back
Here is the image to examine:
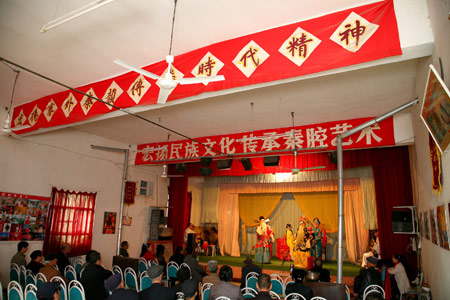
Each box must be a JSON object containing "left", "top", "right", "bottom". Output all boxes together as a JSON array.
[
  {"left": 311, "top": 297, "right": 328, "bottom": 300},
  {"left": 138, "top": 258, "right": 148, "bottom": 274},
  {"left": 69, "top": 285, "right": 85, "bottom": 300},
  {"left": 270, "top": 274, "right": 284, "bottom": 296},
  {"left": 25, "top": 270, "right": 36, "bottom": 286},
  {"left": 167, "top": 261, "right": 179, "bottom": 279},
  {"left": 64, "top": 265, "right": 77, "bottom": 282},
  {"left": 10, "top": 266, "right": 20, "bottom": 283},
  {"left": 176, "top": 292, "right": 185, "bottom": 300},
  {"left": 124, "top": 267, "right": 138, "bottom": 291},
  {"left": 345, "top": 285, "right": 351, "bottom": 300},
  {"left": 363, "top": 284, "right": 385, "bottom": 300},
  {"left": 286, "top": 293, "right": 307, "bottom": 300},
  {"left": 245, "top": 272, "right": 259, "bottom": 291},
  {"left": 148, "top": 260, "right": 158, "bottom": 267},
  {"left": 215, "top": 297, "right": 232, "bottom": 300},
  {"left": 73, "top": 259, "right": 83, "bottom": 278},
  {"left": 270, "top": 291, "right": 281, "bottom": 299},
  {"left": 201, "top": 282, "right": 213, "bottom": 300},
  {"left": 68, "top": 280, "right": 85, "bottom": 295},
  {"left": 20, "top": 265, "right": 27, "bottom": 287},
  {"left": 8, "top": 281, "right": 24, "bottom": 300},
  {"left": 112, "top": 265, "right": 124, "bottom": 281},
  {"left": 50, "top": 276, "right": 67, "bottom": 300},
  {"left": 179, "top": 263, "right": 192, "bottom": 279},
  {"left": 139, "top": 271, "right": 152, "bottom": 291},
  {"left": 36, "top": 273, "right": 47, "bottom": 288},
  {"left": 24, "top": 284, "right": 37, "bottom": 300},
  {"left": 241, "top": 287, "right": 257, "bottom": 299}
]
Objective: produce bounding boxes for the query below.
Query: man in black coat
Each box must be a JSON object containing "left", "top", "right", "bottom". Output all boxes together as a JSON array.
[
  {"left": 139, "top": 265, "right": 176, "bottom": 300},
  {"left": 80, "top": 250, "right": 113, "bottom": 300},
  {"left": 56, "top": 243, "right": 71, "bottom": 273},
  {"left": 353, "top": 256, "right": 382, "bottom": 300},
  {"left": 253, "top": 274, "right": 272, "bottom": 300},
  {"left": 240, "top": 257, "right": 262, "bottom": 288},
  {"left": 285, "top": 268, "right": 313, "bottom": 300},
  {"left": 310, "top": 258, "right": 331, "bottom": 282}
]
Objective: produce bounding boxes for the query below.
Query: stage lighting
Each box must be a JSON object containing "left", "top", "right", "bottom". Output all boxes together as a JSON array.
[
  {"left": 217, "top": 159, "right": 233, "bottom": 170},
  {"left": 263, "top": 156, "right": 280, "bottom": 166},
  {"left": 240, "top": 158, "right": 252, "bottom": 171}
]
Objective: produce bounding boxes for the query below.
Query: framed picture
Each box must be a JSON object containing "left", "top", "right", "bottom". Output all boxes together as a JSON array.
[
  {"left": 418, "top": 212, "right": 424, "bottom": 238},
  {"left": 436, "top": 205, "right": 449, "bottom": 250},
  {"left": 423, "top": 211, "right": 430, "bottom": 240},
  {"left": 103, "top": 212, "right": 117, "bottom": 234},
  {"left": 421, "top": 64, "right": 450, "bottom": 153},
  {"left": 430, "top": 208, "right": 438, "bottom": 245},
  {"left": 122, "top": 216, "right": 132, "bottom": 226}
]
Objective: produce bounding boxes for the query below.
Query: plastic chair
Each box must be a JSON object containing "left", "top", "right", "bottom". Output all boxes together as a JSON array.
[
  {"left": 179, "top": 263, "right": 192, "bottom": 279},
  {"left": 270, "top": 291, "right": 281, "bottom": 299},
  {"left": 139, "top": 257, "right": 148, "bottom": 274},
  {"left": 64, "top": 265, "right": 77, "bottom": 282},
  {"left": 112, "top": 265, "right": 124, "bottom": 281},
  {"left": 73, "top": 259, "right": 83, "bottom": 278},
  {"left": 241, "top": 286, "right": 258, "bottom": 299},
  {"left": 139, "top": 271, "right": 152, "bottom": 291},
  {"left": 124, "top": 267, "right": 138, "bottom": 291},
  {"left": 50, "top": 276, "right": 67, "bottom": 300},
  {"left": 311, "top": 297, "right": 327, "bottom": 300},
  {"left": 245, "top": 272, "right": 259, "bottom": 290},
  {"left": 24, "top": 284, "right": 37, "bottom": 300},
  {"left": 286, "top": 293, "right": 307, "bottom": 300},
  {"left": 10, "top": 265, "right": 20, "bottom": 283},
  {"left": 25, "top": 270, "right": 36, "bottom": 286},
  {"left": 176, "top": 292, "right": 185, "bottom": 299},
  {"left": 215, "top": 297, "right": 232, "bottom": 300},
  {"left": 68, "top": 280, "right": 85, "bottom": 300},
  {"left": 20, "top": 265, "right": 27, "bottom": 287},
  {"left": 8, "top": 281, "right": 24, "bottom": 300},
  {"left": 345, "top": 284, "right": 351, "bottom": 300},
  {"left": 148, "top": 260, "right": 158, "bottom": 267},
  {"left": 201, "top": 283, "right": 213, "bottom": 300},
  {"left": 270, "top": 273, "right": 284, "bottom": 296},
  {"left": 363, "top": 284, "right": 385, "bottom": 300},
  {"left": 167, "top": 261, "right": 179, "bottom": 287},
  {"left": 36, "top": 273, "right": 47, "bottom": 288}
]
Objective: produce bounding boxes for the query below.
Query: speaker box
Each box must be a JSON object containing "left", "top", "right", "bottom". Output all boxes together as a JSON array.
[
  {"left": 392, "top": 211, "right": 413, "bottom": 232},
  {"left": 187, "top": 233, "right": 196, "bottom": 250},
  {"left": 263, "top": 156, "right": 280, "bottom": 166},
  {"left": 217, "top": 159, "right": 233, "bottom": 170},
  {"left": 175, "top": 163, "right": 187, "bottom": 174},
  {"left": 328, "top": 152, "right": 337, "bottom": 164},
  {"left": 200, "top": 157, "right": 212, "bottom": 166},
  {"left": 199, "top": 167, "right": 214, "bottom": 176},
  {"left": 240, "top": 158, "right": 252, "bottom": 171}
]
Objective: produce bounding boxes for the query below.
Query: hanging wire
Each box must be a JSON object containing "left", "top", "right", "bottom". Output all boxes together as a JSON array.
[
  {"left": 7, "top": 70, "right": 20, "bottom": 115},
  {"left": 168, "top": 0, "right": 178, "bottom": 55}
]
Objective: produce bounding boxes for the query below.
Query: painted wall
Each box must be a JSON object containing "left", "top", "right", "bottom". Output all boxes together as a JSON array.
[{"left": 410, "top": 1, "right": 450, "bottom": 298}]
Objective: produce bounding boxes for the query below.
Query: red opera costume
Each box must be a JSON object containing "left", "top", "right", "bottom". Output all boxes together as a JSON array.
[{"left": 255, "top": 217, "right": 274, "bottom": 264}]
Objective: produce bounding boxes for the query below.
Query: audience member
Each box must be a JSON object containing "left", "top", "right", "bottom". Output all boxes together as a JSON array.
[
  {"left": 183, "top": 247, "right": 206, "bottom": 283},
  {"left": 354, "top": 256, "right": 382, "bottom": 300},
  {"left": 361, "top": 241, "right": 378, "bottom": 267},
  {"left": 120, "top": 241, "right": 129, "bottom": 257},
  {"left": 140, "top": 243, "right": 156, "bottom": 262},
  {"left": 202, "top": 260, "right": 221, "bottom": 285},
  {"left": 240, "top": 256, "right": 262, "bottom": 289},
  {"left": 172, "top": 266, "right": 191, "bottom": 293},
  {"left": 285, "top": 267, "right": 313, "bottom": 300},
  {"left": 155, "top": 244, "right": 167, "bottom": 272},
  {"left": 182, "top": 279, "right": 198, "bottom": 300},
  {"left": 11, "top": 241, "right": 29, "bottom": 267},
  {"left": 253, "top": 273, "right": 272, "bottom": 300},
  {"left": 105, "top": 273, "right": 138, "bottom": 300},
  {"left": 209, "top": 265, "right": 243, "bottom": 300},
  {"left": 36, "top": 282, "right": 61, "bottom": 300},
  {"left": 27, "top": 250, "right": 45, "bottom": 275},
  {"left": 39, "top": 254, "right": 68, "bottom": 283},
  {"left": 184, "top": 223, "right": 196, "bottom": 245},
  {"left": 388, "top": 254, "right": 411, "bottom": 299},
  {"left": 80, "top": 250, "right": 113, "bottom": 300},
  {"left": 82, "top": 250, "right": 96, "bottom": 269},
  {"left": 310, "top": 258, "right": 330, "bottom": 282},
  {"left": 139, "top": 264, "right": 176, "bottom": 300},
  {"left": 56, "top": 243, "right": 71, "bottom": 274},
  {"left": 169, "top": 246, "right": 185, "bottom": 266}
]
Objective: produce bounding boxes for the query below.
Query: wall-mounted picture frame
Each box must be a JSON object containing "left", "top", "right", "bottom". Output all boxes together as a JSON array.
[
  {"left": 421, "top": 64, "right": 450, "bottom": 153},
  {"left": 436, "top": 204, "right": 449, "bottom": 250},
  {"left": 122, "top": 216, "right": 132, "bottom": 226},
  {"left": 430, "top": 208, "right": 438, "bottom": 245},
  {"left": 103, "top": 212, "right": 117, "bottom": 234}
]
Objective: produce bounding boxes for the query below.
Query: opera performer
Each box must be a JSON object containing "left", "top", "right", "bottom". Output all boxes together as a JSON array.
[
  {"left": 255, "top": 216, "right": 274, "bottom": 264},
  {"left": 292, "top": 217, "right": 311, "bottom": 268},
  {"left": 311, "top": 218, "right": 323, "bottom": 258},
  {"left": 285, "top": 224, "right": 295, "bottom": 260}
]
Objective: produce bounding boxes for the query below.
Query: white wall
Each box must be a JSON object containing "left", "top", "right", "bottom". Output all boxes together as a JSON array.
[{"left": 410, "top": 1, "right": 450, "bottom": 298}]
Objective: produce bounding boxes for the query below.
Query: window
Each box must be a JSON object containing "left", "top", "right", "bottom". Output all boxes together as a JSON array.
[
  {"left": 43, "top": 188, "right": 96, "bottom": 256},
  {"left": 139, "top": 180, "right": 153, "bottom": 197}
]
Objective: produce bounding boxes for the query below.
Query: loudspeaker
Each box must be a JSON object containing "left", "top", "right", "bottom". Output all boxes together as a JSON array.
[
  {"left": 200, "top": 157, "right": 212, "bottom": 166},
  {"left": 187, "top": 233, "right": 196, "bottom": 250},
  {"left": 328, "top": 152, "right": 337, "bottom": 164},
  {"left": 217, "top": 159, "right": 233, "bottom": 170},
  {"left": 199, "top": 167, "right": 214, "bottom": 176},
  {"left": 392, "top": 211, "right": 413, "bottom": 233},
  {"left": 175, "top": 163, "right": 187, "bottom": 174},
  {"left": 263, "top": 156, "right": 280, "bottom": 166},
  {"left": 240, "top": 158, "right": 252, "bottom": 171}
]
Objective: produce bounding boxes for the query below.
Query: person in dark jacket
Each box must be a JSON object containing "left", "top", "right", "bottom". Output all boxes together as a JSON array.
[
  {"left": 285, "top": 267, "right": 313, "bottom": 300},
  {"left": 119, "top": 241, "right": 129, "bottom": 257},
  {"left": 171, "top": 266, "right": 191, "bottom": 293},
  {"left": 105, "top": 273, "right": 138, "bottom": 300},
  {"left": 240, "top": 256, "right": 262, "bottom": 288},
  {"left": 353, "top": 256, "right": 383, "bottom": 300},
  {"left": 169, "top": 246, "right": 185, "bottom": 266},
  {"left": 27, "top": 250, "right": 45, "bottom": 275},
  {"left": 56, "top": 243, "right": 71, "bottom": 274},
  {"left": 183, "top": 247, "right": 206, "bottom": 283},
  {"left": 310, "top": 258, "right": 331, "bottom": 282},
  {"left": 139, "top": 264, "right": 176, "bottom": 300},
  {"left": 80, "top": 250, "right": 113, "bottom": 300},
  {"left": 253, "top": 274, "right": 272, "bottom": 300}
]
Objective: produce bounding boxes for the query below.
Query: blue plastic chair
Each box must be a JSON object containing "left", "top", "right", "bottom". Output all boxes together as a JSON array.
[
  {"left": 25, "top": 270, "right": 36, "bottom": 286},
  {"left": 36, "top": 273, "right": 47, "bottom": 288},
  {"left": 270, "top": 274, "right": 284, "bottom": 296},
  {"left": 68, "top": 280, "right": 85, "bottom": 300},
  {"left": 140, "top": 272, "right": 152, "bottom": 291},
  {"left": 138, "top": 258, "right": 148, "bottom": 274},
  {"left": 65, "top": 265, "right": 77, "bottom": 282},
  {"left": 24, "top": 284, "right": 37, "bottom": 300},
  {"left": 246, "top": 277, "right": 258, "bottom": 291},
  {"left": 124, "top": 267, "right": 138, "bottom": 291},
  {"left": 10, "top": 267, "right": 20, "bottom": 283},
  {"left": 8, "top": 281, "right": 24, "bottom": 300}
]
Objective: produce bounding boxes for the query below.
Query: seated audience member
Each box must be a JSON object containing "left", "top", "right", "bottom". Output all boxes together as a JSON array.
[
  {"left": 310, "top": 258, "right": 331, "bottom": 282},
  {"left": 105, "top": 273, "right": 138, "bottom": 300},
  {"left": 120, "top": 241, "right": 129, "bottom": 257},
  {"left": 140, "top": 242, "right": 156, "bottom": 262},
  {"left": 27, "top": 250, "right": 45, "bottom": 275},
  {"left": 36, "top": 282, "right": 61, "bottom": 300},
  {"left": 240, "top": 256, "right": 262, "bottom": 289},
  {"left": 182, "top": 279, "right": 198, "bottom": 300},
  {"left": 183, "top": 247, "right": 206, "bottom": 283},
  {"left": 169, "top": 246, "right": 185, "bottom": 266},
  {"left": 139, "top": 264, "right": 176, "bottom": 300},
  {"left": 11, "top": 241, "right": 29, "bottom": 267},
  {"left": 388, "top": 254, "right": 411, "bottom": 299},
  {"left": 285, "top": 268, "right": 313, "bottom": 300},
  {"left": 253, "top": 274, "right": 272, "bottom": 300},
  {"left": 172, "top": 266, "right": 191, "bottom": 293},
  {"left": 80, "top": 250, "right": 113, "bottom": 300},
  {"left": 209, "top": 265, "right": 243, "bottom": 300},
  {"left": 155, "top": 244, "right": 167, "bottom": 272},
  {"left": 56, "top": 243, "right": 71, "bottom": 273},
  {"left": 202, "top": 260, "right": 221, "bottom": 285},
  {"left": 82, "top": 250, "right": 96, "bottom": 269},
  {"left": 39, "top": 254, "right": 68, "bottom": 283},
  {"left": 353, "top": 256, "right": 382, "bottom": 300},
  {"left": 361, "top": 241, "right": 378, "bottom": 267}
]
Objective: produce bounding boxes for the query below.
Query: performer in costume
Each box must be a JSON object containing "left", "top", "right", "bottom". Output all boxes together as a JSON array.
[
  {"left": 255, "top": 216, "right": 274, "bottom": 264},
  {"left": 285, "top": 224, "right": 295, "bottom": 260},
  {"left": 311, "top": 218, "right": 323, "bottom": 258},
  {"left": 292, "top": 217, "right": 311, "bottom": 268}
]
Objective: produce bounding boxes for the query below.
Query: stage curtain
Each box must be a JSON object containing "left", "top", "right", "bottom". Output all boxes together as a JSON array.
[
  {"left": 239, "top": 193, "right": 283, "bottom": 245},
  {"left": 218, "top": 192, "right": 241, "bottom": 257},
  {"left": 168, "top": 177, "right": 190, "bottom": 249},
  {"left": 344, "top": 190, "right": 369, "bottom": 264},
  {"left": 43, "top": 188, "right": 96, "bottom": 257},
  {"left": 292, "top": 192, "right": 339, "bottom": 233}
]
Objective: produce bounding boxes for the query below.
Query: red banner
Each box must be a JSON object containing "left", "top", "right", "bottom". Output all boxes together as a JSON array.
[
  {"left": 12, "top": 0, "right": 400, "bottom": 134},
  {"left": 135, "top": 117, "right": 395, "bottom": 165}
]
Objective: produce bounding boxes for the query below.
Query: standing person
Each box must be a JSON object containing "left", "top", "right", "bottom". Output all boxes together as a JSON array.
[
  {"left": 183, "top": 247, "right": 206, "bottom": 283},
  {"left": 240, "top": 257, "right": 262, "bottom": 289},
  {"left": 203, "top": 260, "right": 221, "bottom": 285},
  {"left": 388, "top": 254, "right": 411, "bottom": 299},
  {"left": 11, "top": 241, "right": 29, "bottom": 266},
  {"left": 105, "top": 273, "right": 138, "bottom": 300},
  {"left": 184, "top": 223, "right": 197, "bottom": 249},
  {"left": 311, "top": 218, "right": 323, "bottom": 259},
  {"left": 80, "top": 250, "right": 113, "bottom": 300},
  {"left": 139, "top": 265, "right": 176, "bottom": 300},
  {"left": 27, "top": 250, "right": 45, "bottom": 275},
  {"left": 285, "top": 267, "right": 313, "bottom": 300},
  {"left": 208, "top": 265, "right": 243, "bottom": 300},
  {"left": 293, "top": 217, "right": 311, "bottom": 269},
  {"left": 56, "top": 243, "right": 71, "bottom": 273},
  {"left": 353, "top": 256, "right": 383, "bottom": 300},
  {"left": 119, "top": 241, "right": 129, "bottom": 257},
  {"left": 286, "top": 224, "right": 295, "bottom": 261},
  {"left": 255, "top": 216, "right": 274, "bottom": 264},
  {"left": 253, "top": 274, "right": 272, "bottom": 300}
]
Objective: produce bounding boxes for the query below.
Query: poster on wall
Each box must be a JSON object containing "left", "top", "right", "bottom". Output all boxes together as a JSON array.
[
  {"left": 436, "top": 205, "right": 449, "bottom": 250},
  {"left": 430, "top": 208, "right": 439, "bottom": 245},
  {"left": 103, "top": 212, "right": 117, "bottom": 234},
  {"left": 418, "top": 212, "right": 424, "bottom": 238},
  {"left": 423, "top": 211, "right": 430, "bottom": 240},
  {"left": 421, "top": 64, "right": 450, "bottom": 153},
  {"left": 0, "top": 192, "right": 50, "bottom": 241}
]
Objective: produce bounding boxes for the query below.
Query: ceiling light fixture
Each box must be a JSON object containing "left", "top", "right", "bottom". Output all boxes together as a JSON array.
[{"left": 40, "top": 0, "right": 117, "bottom": 33}]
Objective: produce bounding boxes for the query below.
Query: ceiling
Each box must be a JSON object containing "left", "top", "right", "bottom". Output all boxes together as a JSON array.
[{"left": 0, "top": 0, "right": 430, "bottom": 146}]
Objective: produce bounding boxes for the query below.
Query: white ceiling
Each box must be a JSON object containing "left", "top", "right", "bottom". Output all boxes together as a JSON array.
[{"left": 0, "top": 0, "right": 431, "bottom": 146}]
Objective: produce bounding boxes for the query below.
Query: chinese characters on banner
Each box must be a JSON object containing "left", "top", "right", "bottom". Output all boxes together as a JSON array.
[
  {"left": 135, "top": 117, "right": 395, "bottom": 165},
  {"left": 0, "top": 192, "right": 50, "bottom": 241},
  {"left": 12, "top": 0, "right": 401, "bottom": 134}
]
